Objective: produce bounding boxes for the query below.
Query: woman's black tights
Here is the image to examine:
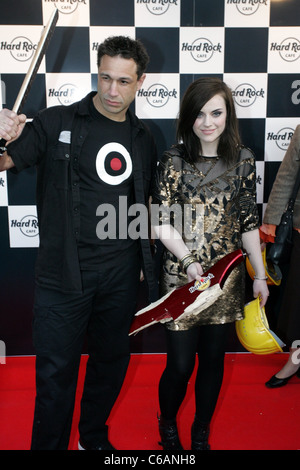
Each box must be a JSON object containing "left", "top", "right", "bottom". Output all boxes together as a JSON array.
[{"left": 159, "top": 323, "right": 231, "bottom": 425}]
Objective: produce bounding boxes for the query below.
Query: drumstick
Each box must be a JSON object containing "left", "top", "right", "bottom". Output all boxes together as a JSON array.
[{"left": 0, "top": 9, "right": 59, "bottom": 155}]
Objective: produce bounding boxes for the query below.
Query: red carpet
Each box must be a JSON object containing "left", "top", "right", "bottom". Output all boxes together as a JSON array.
[{"left": 0, "top": 353, "right": 299, "bottom": 450}]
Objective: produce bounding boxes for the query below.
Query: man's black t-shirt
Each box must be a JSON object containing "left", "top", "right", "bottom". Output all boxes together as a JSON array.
[{"left": 78, "top": 98, "right": 138, "bottom": 269}]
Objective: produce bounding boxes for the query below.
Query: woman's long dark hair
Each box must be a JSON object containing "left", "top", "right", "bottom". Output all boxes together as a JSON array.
[{"left": 176, "top": 77, "right": 241, "bottom": 165}]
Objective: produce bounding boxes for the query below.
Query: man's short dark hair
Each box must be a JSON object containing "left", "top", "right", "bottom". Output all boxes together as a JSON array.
[{"left": 97, "top": 36, "right": 149, "bottom": 79}]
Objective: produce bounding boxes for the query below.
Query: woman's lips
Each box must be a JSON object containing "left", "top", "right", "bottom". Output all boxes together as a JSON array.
[{"left": 201, "top": 129, "right": 216, "bottom": 135}]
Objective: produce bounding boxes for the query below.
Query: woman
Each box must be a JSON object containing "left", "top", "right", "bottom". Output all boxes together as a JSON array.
[
  {"left": 261, "top": 124, "right": 300, "bottom": 388},
  {"left": 152, "top": 77, "right": 269, "bottom": 450}
]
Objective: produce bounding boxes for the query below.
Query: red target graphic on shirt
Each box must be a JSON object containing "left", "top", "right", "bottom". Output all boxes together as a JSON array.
[{"left": 95, "top": 142, "right": 132, "bottom": 185}]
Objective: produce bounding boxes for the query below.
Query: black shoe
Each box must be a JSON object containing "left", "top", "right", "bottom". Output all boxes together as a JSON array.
[
  {"left": 191, "top": 418, "right": 210, "bottom": 451},
  {"left": 265, "top": 368, "right": 300, "bottom": 388},
  {"left": 78, "top": 438, "right": 116, "bottom": 450},
  {"left": 158, "top": 415, "right": 183, "bottom": 451}
]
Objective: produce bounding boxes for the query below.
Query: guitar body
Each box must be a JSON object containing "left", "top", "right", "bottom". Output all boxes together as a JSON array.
[{"left": 129, "top": 249, "right": 244, "bottom": 335}]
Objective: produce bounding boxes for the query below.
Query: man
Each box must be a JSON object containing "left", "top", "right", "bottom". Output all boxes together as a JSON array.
[{"left": 0, "top": 36, "right": 157, "bottom": 450}]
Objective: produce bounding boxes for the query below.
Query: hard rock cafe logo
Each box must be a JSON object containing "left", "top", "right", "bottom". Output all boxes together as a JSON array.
[
  {"left": 1, "top": 36, "right": 37, "bottom": 62},
  {"left": 189, "top": 274, "right": 214, "bottom": 293},
  {"left": 137, "top": 83, "right": 177, "bottom": 108},
  {"left": 48, "top": 83, "right": 79, "bottom": 105},
  {"left": 267, "top": 127, "right": 294, "bottom": 151},
  {"left": 227, "top": 0, "right": 268, "bottom": 16},
  {"left": 136, "top": 0, "right": 177, "bottom": 15},
  {"left": 44, "top": 0, "right": 86, "bottom": 14},
  {"left": 182, "top": 38, "right": 222, "bottom": 63},
  {"left": 270, "top": 38, "right": 300, "bottom": 63},
  {"left": 10, "top": 215, "right": 39, "bottom": 237},
  {"left": 232, "top": 83, "right": 265, "bottom": 108}
]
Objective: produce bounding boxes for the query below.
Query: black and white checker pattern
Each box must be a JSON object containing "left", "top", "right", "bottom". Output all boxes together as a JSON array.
[{"left": 0, "top": 0, "right": 299, "bottom": 353}]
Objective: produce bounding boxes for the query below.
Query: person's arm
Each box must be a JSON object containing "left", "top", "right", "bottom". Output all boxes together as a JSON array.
[
  {"left": 242, "top": 229, "right": 269, "bottom": 307},
  {"left": 0, "top": 152, "right": 15, "bottom": 171},
  {"left": 259, "top": 223, "right": 276, "bottom": 243},
  {"left": 152, "top": 150, "right": 203, "bottom": 282},
  {"left": 153, "top": 224, "right": 203, "bottom": 282},
  {"left": 0, "top": 109, "right": 27, "bottom": 171},
  {"left": 263, "top": 125, "right": 300, "bottom": 226}
]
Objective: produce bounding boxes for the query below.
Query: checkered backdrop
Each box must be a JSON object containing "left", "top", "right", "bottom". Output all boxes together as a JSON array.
[{"left": 0, "top": 0, "right": 300, "bottom": 355}]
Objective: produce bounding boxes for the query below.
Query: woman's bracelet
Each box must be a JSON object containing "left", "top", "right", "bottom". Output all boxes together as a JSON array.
[
  {"left": 180, "top": 253, "right": 198, "bottom": 273},
  {"left": 254, "top": 275, "right": 268, "bottom": 280}
]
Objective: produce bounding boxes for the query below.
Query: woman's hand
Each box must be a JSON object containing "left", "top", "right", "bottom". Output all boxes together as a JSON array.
[
  {"left": 253, "top": 279, "right": 269, "bottom": 308},
  {"left": 186, "top": 262, "right": 203, "bottom": 283}
]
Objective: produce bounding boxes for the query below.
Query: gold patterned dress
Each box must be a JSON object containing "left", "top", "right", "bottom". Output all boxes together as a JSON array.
[{"left": 153, "top": 144, "right": 260, "bottom": 330}]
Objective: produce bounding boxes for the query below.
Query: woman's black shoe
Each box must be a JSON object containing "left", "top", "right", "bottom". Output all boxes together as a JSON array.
[
  {"left": 265, "top": 368, "right": 300, "bottom": 388},
  {"left": 158, "top": 415, "right": 183, "bottom": 450},
  {"left": 191, "top": 418, "right": 210, "bottom": 450}
]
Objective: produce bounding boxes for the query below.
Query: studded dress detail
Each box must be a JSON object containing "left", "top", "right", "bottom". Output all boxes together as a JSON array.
[{"left": 153, "top": 145, "right": 259, "bottom": 330}]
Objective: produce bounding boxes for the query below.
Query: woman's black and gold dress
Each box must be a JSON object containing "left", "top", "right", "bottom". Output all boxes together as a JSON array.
[{"left": 153, "top": 144, "right": 260, "bottom": 331}]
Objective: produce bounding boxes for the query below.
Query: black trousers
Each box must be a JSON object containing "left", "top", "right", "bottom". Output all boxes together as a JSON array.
[
  {"left": 278, "top": 230, "right": 300, "bottom": 345},
  {"left": 31, "top": 256, "right": 140, "bottom": 450}
]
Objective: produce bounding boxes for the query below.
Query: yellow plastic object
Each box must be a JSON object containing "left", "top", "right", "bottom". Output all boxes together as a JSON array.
[
  {"left": 236, "top": 297, "right": 285, "bottom": 355},
  {"left": 246, "top": 247, "right": 282, "bottom": 286}
]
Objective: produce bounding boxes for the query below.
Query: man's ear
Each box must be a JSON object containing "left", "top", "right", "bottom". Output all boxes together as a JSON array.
[{"left": 137, "top": 73, "right": 146, "bottom": 90}]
